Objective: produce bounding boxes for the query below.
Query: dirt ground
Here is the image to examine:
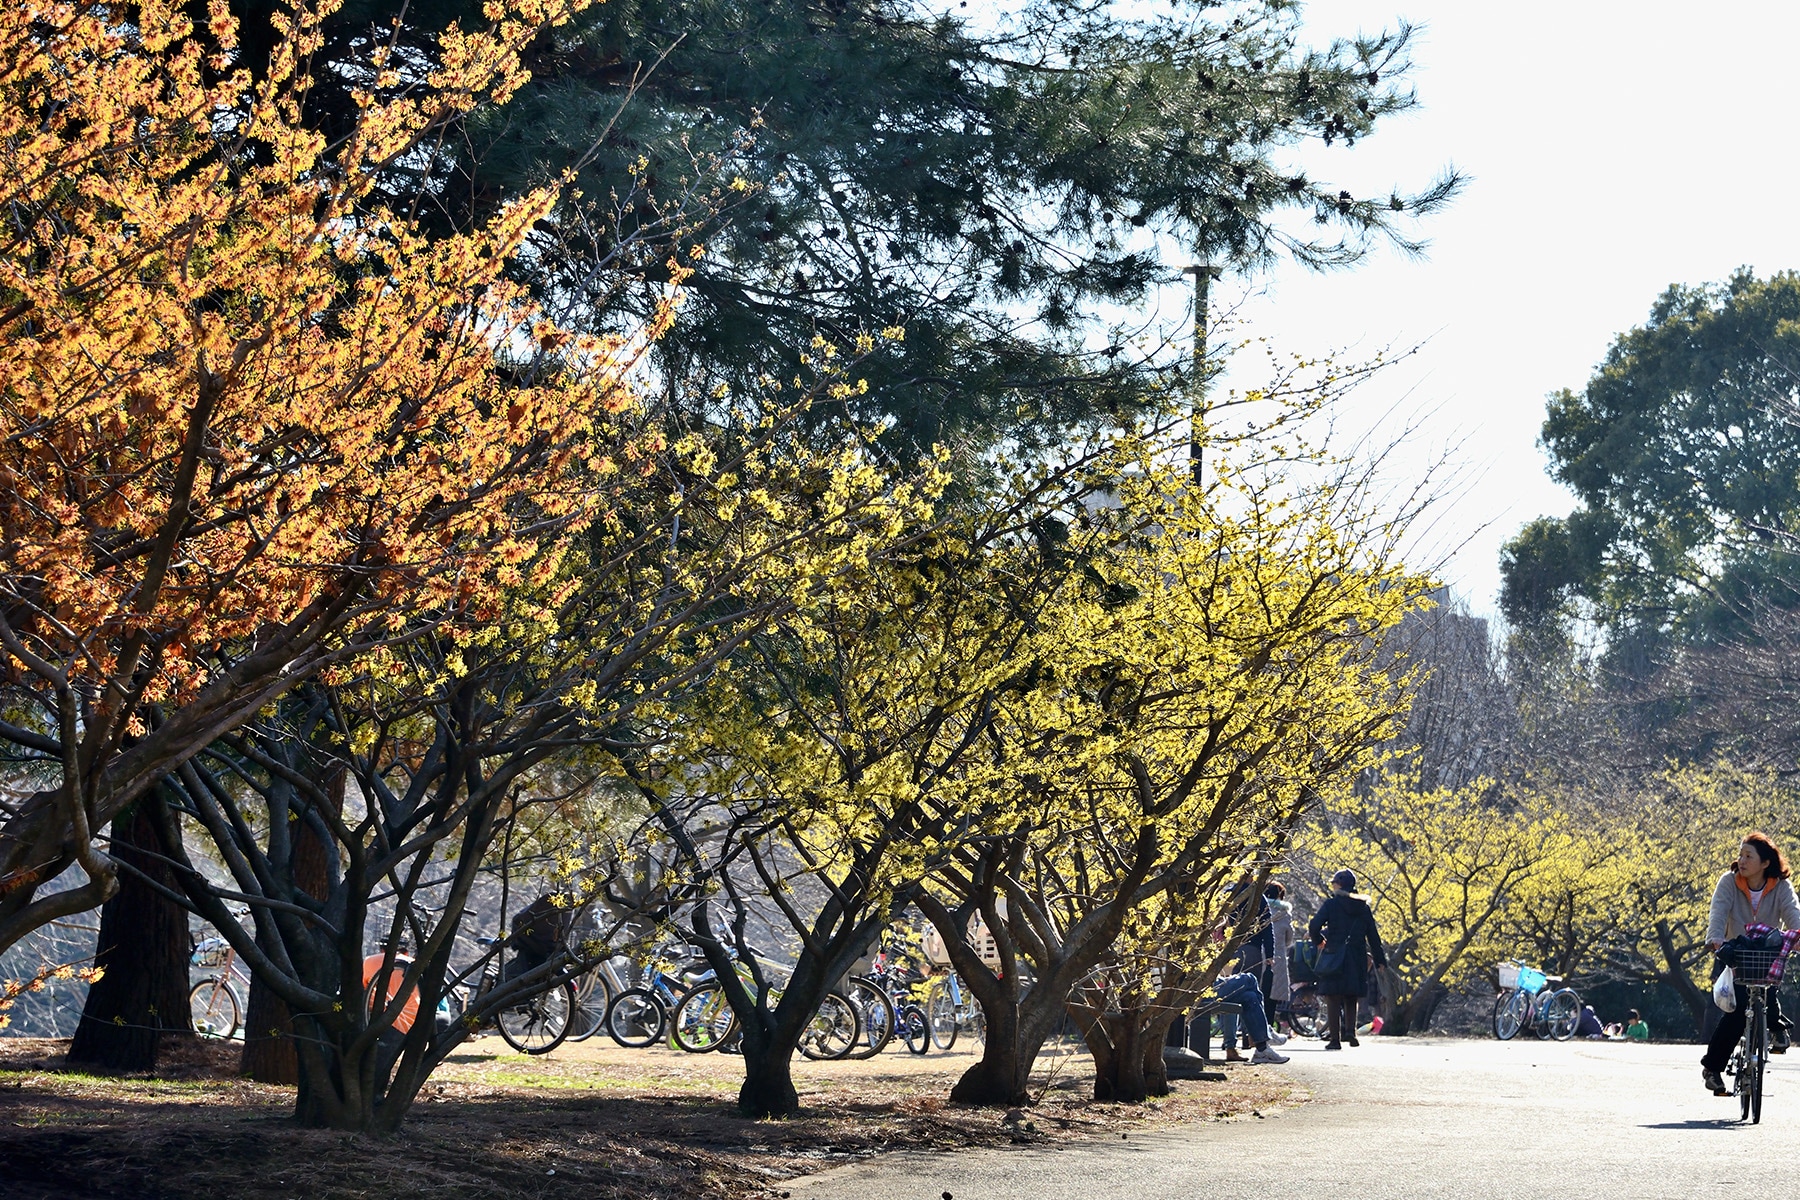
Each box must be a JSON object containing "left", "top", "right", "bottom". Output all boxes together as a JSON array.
[{"left": 0, "top": 1033, "right": 1302, "bottom": 1199}]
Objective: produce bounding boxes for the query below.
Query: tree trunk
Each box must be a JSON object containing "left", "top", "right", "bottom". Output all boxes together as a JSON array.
[
  {"left": 67, "top": 801, "right": 192, "bottom": 1072},
  {"left": 1137, "top": 1010, "right": 1175, "bottom": 1097},
  {"left": 738, "top": 1036, "right": 801, "bottom": 1118},
  {"left": 949, "top": 999, "right": 1028, "bottom": 1106},
  {"left": 244, "top": 772, "right": 341, "bottom": 1084},
  {"left": 1110, "top": 1015, "right": 1150, "bottom": 1103},
  {"left": 919, "top": 895, "right": 1102, "bottom": 1108},
  {"left": 731, "top": 986, "right": 808, "bottom": 1118},
  {"left": 1385, "top": 971, "right": 1442, "bottom": 1035},
  {"left": 240, "top": 970, "right": 301, "bottom": 1084},
  {"left": 1086, "top": 1008, "right": 1172, "bottom": 1103},
  {"left": 1656, "top": 920, "right": 1708, "bottom": 1038},
  {"left": 290, "top": 1016, "right": 392, "bottom": 1132}
]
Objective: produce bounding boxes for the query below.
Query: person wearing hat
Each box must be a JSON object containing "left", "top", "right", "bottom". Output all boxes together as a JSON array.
[{"left": 1308, "top": 869, "right": 1388, "bottom": 1050}]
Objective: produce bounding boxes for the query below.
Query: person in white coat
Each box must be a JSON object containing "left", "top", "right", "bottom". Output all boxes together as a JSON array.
[{"left": 1264, "top": 881, "right": 1294, "bottom": 1028}]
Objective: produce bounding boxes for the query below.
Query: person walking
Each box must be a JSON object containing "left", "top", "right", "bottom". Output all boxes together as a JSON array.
[
  {"left": 1700, "top": 832, "right": 1800, "bottom": 1095},
  {"left": 1265, "top": 882, "right": 1295, "bottom": 1029},
  {"left": 1308, "top": 869, "right": 1387, "bottom": 1051}
]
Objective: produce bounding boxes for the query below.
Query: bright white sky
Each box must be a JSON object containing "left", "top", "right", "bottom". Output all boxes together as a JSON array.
[{"left": 1191, "top": 0, "right": 1800, "bottom": 617}]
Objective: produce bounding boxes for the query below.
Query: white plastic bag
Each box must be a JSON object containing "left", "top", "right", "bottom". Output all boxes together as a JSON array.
[{"left": 1714, "top": 965, "right": 1737, "bottom": 1013}]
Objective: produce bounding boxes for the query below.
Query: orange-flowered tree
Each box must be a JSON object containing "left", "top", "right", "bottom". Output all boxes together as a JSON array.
[{"left": 0, "top": 0, "right": 645, "bottom": 952}]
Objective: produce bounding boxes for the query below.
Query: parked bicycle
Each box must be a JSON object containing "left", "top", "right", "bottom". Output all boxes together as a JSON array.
[
  {"left": 365, "top": 904, "right": 577, "bottom": 1055},
  {"left": 603, "top": 945, "right": 714, "bottom": 1048},
  {"left": 188, "top": 908, "right": 252, "bottom": 1039},
  {"left": 923, "top": 970, "right": 984, "bottom": 1050},
  {"left": 1492, "top": 959, "right": 1580, "bottom": 1041},
  {"left": 867, "top": 948, "right": 930, "bottom": 1054},
  {"left": 567, "top": 955, "right": 633, "bottom": 1043},
  {"left": 841, "top": 973, "right": 896, "bottom": 1058},
  {"left": 667, "top": 960, "right": 862, "bottom": 1060},
  {"left": 1277, "top": 980, "right": 1323, "bottom": 1039}
]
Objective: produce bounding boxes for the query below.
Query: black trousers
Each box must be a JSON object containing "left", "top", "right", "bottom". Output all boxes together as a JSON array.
[
  {"left": 1703, "top": 988, "right": 1786, "bottom": 1072},
  {"left": 1325, "top": 994, "right": 1355, "bottom": 1044}
]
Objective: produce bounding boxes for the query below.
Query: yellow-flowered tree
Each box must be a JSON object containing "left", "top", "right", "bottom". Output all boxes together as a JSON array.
[
  {"left": 1312, "top": 774, "right": 1584, "bottom": 1034},
  {"left": 621, "top": 432, "right": 1132, "bottom": 1119},
  {"left": 922, "top": 449, "right": 1433, "bottom": 1105}
]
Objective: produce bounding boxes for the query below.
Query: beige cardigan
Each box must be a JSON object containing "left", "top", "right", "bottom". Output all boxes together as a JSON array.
[{"left": 1707, "top": 871, "right": 1800, "bottom": 945}]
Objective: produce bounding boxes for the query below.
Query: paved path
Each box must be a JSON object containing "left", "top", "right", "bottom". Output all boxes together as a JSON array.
[{"left": 792, "top": 1035, "right": 1780, "bottom": 1199}]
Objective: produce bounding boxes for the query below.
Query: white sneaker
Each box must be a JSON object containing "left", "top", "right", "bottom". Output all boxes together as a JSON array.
[
  {"left": 1251, "top": 1047, "right": 1289, "bottom": 1065},
  {"left": 1266, "top": 1031, "right": 1289, "bottom": 1045}
]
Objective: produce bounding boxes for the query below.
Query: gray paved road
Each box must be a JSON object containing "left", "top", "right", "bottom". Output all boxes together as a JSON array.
[{"left": 792, "top": 1034, "right": 1779, "bottom": 1199}]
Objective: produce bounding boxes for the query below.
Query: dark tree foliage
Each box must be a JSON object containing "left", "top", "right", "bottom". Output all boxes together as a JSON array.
[
  {"left": 220, "top": 0, "right": 1457, "bottom": 455},
  {"left": 1499, "top": 270, "right": 1800, "bottom": 669}
]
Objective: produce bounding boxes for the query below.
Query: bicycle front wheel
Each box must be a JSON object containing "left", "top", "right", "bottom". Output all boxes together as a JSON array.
[
  {"left": 927, "top": 988, "right": 958, "bottom": 1051},
  {"left": 189, "top": 978, "right": 241, "bottom": 1039},
  {"left": 605, "top": 987, "right": 665, "bottom": 1048},
  {"left": 1287, "top": 993, "right": 1323, "bottom": 1039},
  {"left": 671, "top": 983, "right": 738, "bottom": 1053},
  {"left": 497, "top": 981, "right": 575, "bottom": 1055},
  {"left": 844, "top": 977, "right": 895, "bottom": 1059},
  {"left": 798, "top": 992, "right": 859, "bottom": 1060},
  {"left": 1749, "top": 1002, "right": 1767, "bottom": 1123},
  {"left": 1542, "top": 990, "right": 1581, "bottom": 1041},
  {"left": 1493, "top": 989, "right": 1528, "bottom": 1040}
]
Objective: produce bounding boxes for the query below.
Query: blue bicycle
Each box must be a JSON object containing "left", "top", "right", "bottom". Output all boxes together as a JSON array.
[
  {"left": 1492, "top": 959, "right": 1580, "bottom": 1041},
  {"left": 604, "top": 946, "right": 713, "bottom": 1047}
]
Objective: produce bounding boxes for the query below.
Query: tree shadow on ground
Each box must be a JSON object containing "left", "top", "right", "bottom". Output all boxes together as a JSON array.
[{"left": 0, "top": 1038, "right": 1295, "bottom": 1200}]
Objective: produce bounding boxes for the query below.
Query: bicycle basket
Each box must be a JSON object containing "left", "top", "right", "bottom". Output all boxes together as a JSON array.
[
  {"left": 1727, "top": 933, "right": 1787, "bottom": 986},
  {"left": 1515, "top": 965, "right": 1547, "bottom": 993},
  {"left": 191, "top": 937, "right": 233, "bottom": 969},
  {"left": 1497, "top": 961, "right": 1521, "bottom": 990}
]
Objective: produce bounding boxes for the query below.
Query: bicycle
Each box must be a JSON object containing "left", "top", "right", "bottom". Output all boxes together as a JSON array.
[
  {"left": 1721, "top": 930, "right": 1792, "bottom": 1124},
  {"left": 366, "top": 904, "right": 579, "bottom": 1055},
  {"left": 1277, "top": 980, "right": 1323, "bottom": 1039},
  {"left": 567, "top": 954, "right": 632, "bottom": 1043},
  {"left": 188, "top": 914, "right": 252, "bottom": 1039},
  {"left": 1492, "top": 959, "right": 1581, "bottom": 1041},
  {"left": 603, "top": 946, "right": 714, "bottom": 1048},
  {"left": 923, "top": 970, "right": 984, "bottom": 1050},
  {"left": 867, "top": 949, "right": 930, "bottom": 1054},
  {"left": 841, "top": 974, "right": 896, "bottom": 1058},
  {"left": 667, "top": 964, "right": 862, "bottom": 1059}
]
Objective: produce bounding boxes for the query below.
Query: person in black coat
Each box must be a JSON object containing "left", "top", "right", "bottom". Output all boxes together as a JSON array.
[{"left": 1308, "top": 869, "right": 1387, "bottom": 1050}]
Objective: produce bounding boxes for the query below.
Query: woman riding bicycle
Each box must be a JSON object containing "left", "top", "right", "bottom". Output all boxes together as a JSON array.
[{"left": 1702, "top": 832, "right": 1800, "bottom": 1095}]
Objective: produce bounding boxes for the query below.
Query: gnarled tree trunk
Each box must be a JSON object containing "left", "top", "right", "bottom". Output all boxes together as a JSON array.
[{"left": 1082, "top": 1003, "right": 1179, "bottom": 1103}]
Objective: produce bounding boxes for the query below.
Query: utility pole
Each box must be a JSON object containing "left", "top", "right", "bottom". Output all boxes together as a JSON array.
[{"left": 1180, "top": 259, "right": 1213, "bottom": 484}]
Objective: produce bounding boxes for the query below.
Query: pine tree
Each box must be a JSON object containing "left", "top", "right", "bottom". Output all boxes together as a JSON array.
[{"left": 230, "top": 0, "right": 1460, "bottom": 455}]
